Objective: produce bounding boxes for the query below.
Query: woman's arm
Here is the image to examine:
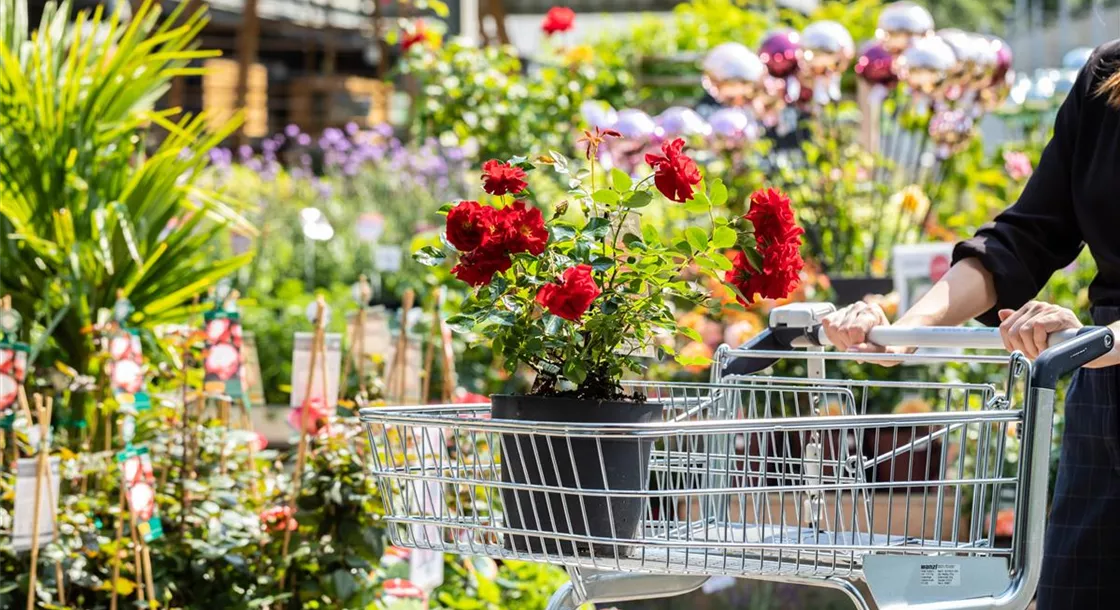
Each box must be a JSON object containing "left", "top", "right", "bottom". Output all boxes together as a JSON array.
[{"left": 893, "top": 258, "right": 997, "bottom": 327}]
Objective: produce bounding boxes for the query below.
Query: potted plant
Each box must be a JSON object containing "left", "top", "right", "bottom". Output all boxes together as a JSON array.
[{"left": 415, "top": 130, "right": 804, "bottom": 556}]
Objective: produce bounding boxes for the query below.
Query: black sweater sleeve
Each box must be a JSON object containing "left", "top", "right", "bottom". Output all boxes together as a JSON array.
[{"left": 951, "top": 55, "right": 1097, "bottom": 326}]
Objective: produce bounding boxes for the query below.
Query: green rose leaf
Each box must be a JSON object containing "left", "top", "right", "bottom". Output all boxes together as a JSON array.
[
  {"left": 551, "top": 224, "right": 577, "bottom": 242},
  {"left": 590, "top": 256, "right": 614, "bottom": 272},
  {"left": 676, "top": 353, "right": 714, "bottom": 367},
  {"left": 641, "top": 222, "right": 661, "bottom": 245},
  {"left": 710, "top": 179, "right": 728, "bottom": 207},
  {"left": 563, "top": 358, "right": 587, "bottom": 385},
  {"left": 331, "top": 569, "right": 357, "bottom": 601},
  {"left": 711, "top": 226, "right": 737, "bottom": 249},
  {"left": 584, "top": 216, "right": 612, "bottom": 239},
  {"left": 679, "top": 326, "right": 703, "bottom": 343},
  {"left": 611, "top": 168, "right": 633, "bottom": 192},
  {"left": 592, "top": 189, "right": 620, "bottom": 204},
  {"left": 685, "top": 227, "right": 708, "bottom": 252},
  {"left": 413, "top": 246, "right": 446, "bottom": 266},
  {"left": 485, "top": 310, "right": 516, "bottom": 327},
  {"left": 684, "top": 192, "right": 711, "bottom": 215},
  {"left": 623, "top": 191, "right": 652, "bottom": 209}
]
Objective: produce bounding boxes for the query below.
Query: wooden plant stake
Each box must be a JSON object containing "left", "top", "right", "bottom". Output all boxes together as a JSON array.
[
  {"left": 280, "top": 296, "right": 328, "bottom": 585},
  {"left": 388, "top": 290, "right": 415, "bottom": 404},
  {"left": 140, "top": 539, "right": 156, "bottom": 603},
  {"left": 42, "top": 399, "right": 66, "bottom": 605},
  {"left": 129, "top": 519, "right": 146, "bottom": 603},
  {"left": 109, "top": 486, "right": 125, "bottom": 610},
  {"left": 24, "top": 392, "right": 54, "bottom": 610}
]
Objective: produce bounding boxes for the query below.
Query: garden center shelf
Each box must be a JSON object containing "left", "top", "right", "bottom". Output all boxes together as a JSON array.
[{"left": 361, "top": 303, "right": 1115, "bottom": 610}]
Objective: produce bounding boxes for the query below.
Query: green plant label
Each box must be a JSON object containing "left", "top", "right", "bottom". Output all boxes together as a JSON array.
[
  {"left": 106, "top": 330, "right": 151, "bottom": 412},
  {"left": 116, "top": 446, "right": 164, "bottom": 542},
  {"left": 203, "top": 310, "right": 244, "bottom": 401}
]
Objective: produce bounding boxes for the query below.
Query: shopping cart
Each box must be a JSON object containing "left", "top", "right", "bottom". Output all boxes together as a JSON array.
[{"left": 359, "top": 303, "right": 1114, "bottom": 610}]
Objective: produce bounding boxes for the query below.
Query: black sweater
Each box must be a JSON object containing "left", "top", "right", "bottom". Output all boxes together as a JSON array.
[{"left": 953, "top": 39, "right": 1120, "bottom": 326}]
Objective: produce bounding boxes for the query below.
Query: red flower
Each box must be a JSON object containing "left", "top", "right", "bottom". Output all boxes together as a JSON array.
[
  {"left": 261, "top": 506, "right": 298, "bottom": 533},
  {"left": 541, "top": 7, "right": 575, "bottom": 35},
  {"left": 745, "top": 188, "right": 802, "bottom": 246},
  {"left": 725, "top": 188, "right": 803, "bottom": 304},
  {"left": 644, "top": 138, "right": 702, "bottom": 203},
  {"left": 481, "top": 159, "right": 527, "bottom": 196},
  {"left": 446, "top": 200, "right": 496, "bottom": 252},
  {"left": 495, "top": 201, "right": 548, "bottom": 255},
  {"left": 451, "top": 246, "right": 513, "bottom": 286},
  {"left": 401, "top": 20, "right": 429, "bottom": 51},
  {"left": 288, "top": 396, "right": 330, "bottom": 434},
  {"left": 536, "top": 264, "right": 601, "bottom": 321}
]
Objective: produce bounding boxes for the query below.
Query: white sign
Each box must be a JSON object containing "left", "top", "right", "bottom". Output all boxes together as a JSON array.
[
  {"left": 892, "top": 244, "right": 954, "bottom": 313},
  {"left": 12, "top": 457, "right": 61, "bottom": 551},
  {"left": 289, "top": 333, "right": 343, "bottom": 408},
  {"left": 374, "top": 245, "right": 404, "bottom": 273},
  {"left": 919, "top": 563, "right": 962, "bottom": 587}
]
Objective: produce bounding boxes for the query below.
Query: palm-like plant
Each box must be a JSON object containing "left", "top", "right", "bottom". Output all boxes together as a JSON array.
[{"left": 0, "top": 0, "right": 253, "bottom": 422}]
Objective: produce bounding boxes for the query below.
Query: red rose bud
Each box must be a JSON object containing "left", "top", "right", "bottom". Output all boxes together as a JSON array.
[
  {"left": 260, "top": 506, "right": 298, "bottom": 533},
  {"left": 401, "top": 20, "right": 429, "bottom": 51},
  {"left": 481, "top": 159, "right": 528, "bottom": 196},
  {"left": 541, "top": 6, "right": 575, "bottom": 35},
  {"left": 495, "top": 201, "right": 548, "bottom": 255},
  {"left": 451, "top": 246, "right": 513, "bottom": 287},
  {"left": 644, "top": 138, "right": 702, "bottom": 203},
  {"left": 535, "top": 264, "right": 601, "bottom": 321},
  {"left": 446, "top": 200, "right": 496, "bottom": 251}
]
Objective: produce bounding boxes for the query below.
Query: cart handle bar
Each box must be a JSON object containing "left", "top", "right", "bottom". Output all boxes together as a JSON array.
[{"left": 724, "top": 324, "right": 1110, "bottom": 377}]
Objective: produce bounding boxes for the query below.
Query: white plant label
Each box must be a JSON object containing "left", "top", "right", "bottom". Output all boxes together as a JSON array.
[
  {"left": 289, "top": 332, "right": 343, "bottom": 408},
  {"left": 12, "top": 457, "right": 61, "bottom": 551}
]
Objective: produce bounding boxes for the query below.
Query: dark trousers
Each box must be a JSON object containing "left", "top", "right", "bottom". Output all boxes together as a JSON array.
[{"left": 1037, "top": 307, "right": 1120, "bottom": 608}]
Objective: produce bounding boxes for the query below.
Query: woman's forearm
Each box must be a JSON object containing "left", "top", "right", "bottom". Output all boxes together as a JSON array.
[{"left": 894, "top": 258, "right": 998, "bottom": 327}]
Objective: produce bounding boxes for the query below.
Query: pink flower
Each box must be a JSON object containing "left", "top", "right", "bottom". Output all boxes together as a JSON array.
[
  {"left": 1003, "top": 151, "right": 1033, "bottom": 181},
  {"left": 288, "top": 397, "right": 330, "bottom": 434}
]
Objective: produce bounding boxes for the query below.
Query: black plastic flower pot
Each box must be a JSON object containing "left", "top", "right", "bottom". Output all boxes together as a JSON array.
[
  {"left": 829, "top": 276, "right": 895, "bottom": 306},
  {"left": 491, "top": 394, "right": 661, "bottom": 558}
]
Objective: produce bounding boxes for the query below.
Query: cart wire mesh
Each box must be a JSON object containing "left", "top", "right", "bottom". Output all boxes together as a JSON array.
[{"left": 361, "top": 364, "right": 1028, "bottom": 580}]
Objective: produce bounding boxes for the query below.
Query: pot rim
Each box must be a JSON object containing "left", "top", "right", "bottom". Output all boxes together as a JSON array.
[{"left": 489, "top": 393, "right": 660, "bottom": 407}]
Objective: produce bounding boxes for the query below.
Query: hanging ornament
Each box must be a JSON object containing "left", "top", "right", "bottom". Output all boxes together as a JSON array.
[
  {"left": 603, "top": 109, "right": 658, "bottom": 173},
  {"left": 876, "top": 2, "right": 935, "bottom": 55},
  {"left": 612, "top": 109, "right": 658, "bottom": 139},
  {"left": 580, "top": 100, "right": 618, "bottom": 130},
  {"left": 936, "top": 29, "right": 980, "bottom": 102},
  {"left": 855, "top": 40, "right": 898, "bottom": 104},
  {"left": 751, "top": 76, "right": 790, "bottom": 127},
  {"left": 656, "top": 106, "right": 711, "bottom": 138},
  {"left": 701, "top": 42, "right": 766, "bottom": 107},
  {"left": 978, "top": 36, "right": 1015, "bottom": 112},
  {"left": 928, "top": 109, "right": 974, "bottom": 158},
  {"left": 707, "top": 107, "right": 758, "bottom": 149},
  {"left": 800, "top": 20, "right": 854, "bottom": 105},
  {"left": 895, "top": 34, "right": 956, "bottom": 110},
  {"left": 758, "top": 30, "right": 803, "bottom": 101}
]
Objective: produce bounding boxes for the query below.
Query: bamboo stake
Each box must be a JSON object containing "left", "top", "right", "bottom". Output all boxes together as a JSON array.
[
  {"left": 389, "top": 290, "right": 415, "bottom": 404},
  {"left": 42, "top": 397, "right": 66, "bottom": 605},
  {"left": 109, "top": 485, "right": 125, "bottom": 610},
  {"left": 129, "top": 518, "right": 145, "bottom": 603},
  {"left": 25, "top": 393, "right": 47, "bottom": 610},
  {"left": 141, "top": 542, "right": 156, "bottom": 602},
  {"left": 280, "top": 296, "right": 327, "bottom": 585}
]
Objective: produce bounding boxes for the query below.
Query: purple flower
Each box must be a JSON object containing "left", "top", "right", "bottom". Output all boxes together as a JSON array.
[
  {"left": 208, "top": 147, "right": 232, "bottom": 168},
  {"left": 345, "top": 121, "right": 360, "bottom": 136},
  {"left": 285, "top": 124, "right": 301, "bottom": 138},
  {"left": 297, "top": 133, "right": 311, "bottom": 147},
  {"left": 373, "top": 123, "right": 393, "bottom": 138},
  {"left": 299, "top": 153, "right": 312, "bottom": 168},
  {"left": 261, "top": 138, "right": 278, "bottom": 153},
  {"left": 322, "top": 127, "right": 344, "bottom": 143},
  {"left": 238, "top": 145, "right": 254, "bottom": 162},
  {"left": 246, "top": 158, "right": 262, "bottom": 172},
  {"left": 312, "top": 179, "right": 333, "bottom": 199}
]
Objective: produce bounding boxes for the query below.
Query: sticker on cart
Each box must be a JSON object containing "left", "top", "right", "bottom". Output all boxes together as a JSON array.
[{"left": 919, "top": 563, "right": 961, "bottom": 587}]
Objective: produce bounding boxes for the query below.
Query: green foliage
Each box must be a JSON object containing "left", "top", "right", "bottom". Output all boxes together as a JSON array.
[
  {"left": 400, "top": 39, "right": 635, "bottom": 163},
  {"left": 0, "top": 0, "right": 251, "bottom": 413}
]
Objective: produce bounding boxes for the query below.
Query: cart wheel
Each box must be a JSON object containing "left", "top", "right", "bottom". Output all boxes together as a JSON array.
[{"left": 545, "top": 582, "right": 578, "bottom": 610}]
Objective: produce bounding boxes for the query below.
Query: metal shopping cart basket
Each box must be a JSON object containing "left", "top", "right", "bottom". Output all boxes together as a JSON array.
[{"left": 359, "top": 303, "right": 1114, "bottom": 610}]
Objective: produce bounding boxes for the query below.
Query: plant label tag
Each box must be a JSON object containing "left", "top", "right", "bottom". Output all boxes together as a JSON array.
[
  {"left": 375, "top": 245, "right": 404, "bottom": 273},
  {"left": 382, "top": 578, "right": 428, "bottom": 610},
  {"left": 289, "top": 333, "right": 343, "bottom": 408},
  {"left": 12, "top": 456, "right": 61, "bottom": 551},
  {"left": 117, "top": 446, "right": 163, "bottom": 542},
  {"left": 203, "top": 310, "right": 245, "bottom": 400},
  {"left": 106, "top": 330, "right": 152, "bottom": 411}
]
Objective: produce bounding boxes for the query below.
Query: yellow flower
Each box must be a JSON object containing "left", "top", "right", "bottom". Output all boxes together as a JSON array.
[
  {"left": 893, "top": 185, "right": 930, "bottom": 214},
  {"left": 894, "top": 398, "right": 932, "bottom": 414},
  {"left": 564, "top": 44, "right": 595, "bottom": 66}
]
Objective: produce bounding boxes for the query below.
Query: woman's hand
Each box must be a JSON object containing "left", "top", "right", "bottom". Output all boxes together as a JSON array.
[
  {"left": 821, "top": 301, "right": 911, "bottom": 366},
  {"left": 998, "top": 301, "right": 1082, "bottom": 359}
]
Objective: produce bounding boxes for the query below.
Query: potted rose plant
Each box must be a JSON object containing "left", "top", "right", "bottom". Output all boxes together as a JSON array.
[{"left": 414, "top": 130, "right": 804, "bottom": 555}]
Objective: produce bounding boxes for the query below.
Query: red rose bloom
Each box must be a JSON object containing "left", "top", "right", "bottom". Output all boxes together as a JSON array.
[
  {"left": 481, "top": 159, "right": 527, "bottom": 196},
  {"left": 644, "top": 138, "right": 702, "bottom": 203},
  {"left": 541, "top": 7, "right": 575, "bottom": 35},
  {"left": 451, "top": 246, "right": 513, "bottom": 287},
  {"left": 401, "top": 20, "right": 429, "bottom": 51},
  {"left": 536, "top": 264, "right": 601, "bottom": 321},
  {"left": 261, "top": 506, "right": 298, "bottom": 533},
  {"left": 446, "top": 200, "right": 496, "bottom": 251},
  {"left": 725, "top": 188, "right": 804, "bottom": 304},
  {"left": 495, "top": 201, "right": 548, "bottom": 255}
]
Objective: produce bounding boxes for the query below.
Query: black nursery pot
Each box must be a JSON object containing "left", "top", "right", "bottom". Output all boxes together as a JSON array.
[
  {"left": 491, "top": 394, "right": 661, "bottom": 558},
  {"left": 829, "top": 276, "right": 895, "bottom": 306}
]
